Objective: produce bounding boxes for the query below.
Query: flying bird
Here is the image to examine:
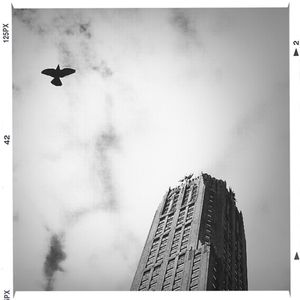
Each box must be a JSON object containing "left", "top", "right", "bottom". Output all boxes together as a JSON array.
[{"left": 41, "top": 65, "right": 75, "bottom": 86}]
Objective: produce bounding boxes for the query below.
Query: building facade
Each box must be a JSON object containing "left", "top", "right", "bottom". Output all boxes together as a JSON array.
[{"left": 131, "top": 173, "right": 248, "bottom": 291}]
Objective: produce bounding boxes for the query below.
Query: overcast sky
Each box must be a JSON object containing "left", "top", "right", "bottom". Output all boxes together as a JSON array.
[{"left": 13, "top": 8, "right": 289, "bottom": 291}]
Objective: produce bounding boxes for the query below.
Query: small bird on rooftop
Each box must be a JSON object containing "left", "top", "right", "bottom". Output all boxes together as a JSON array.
[
  {"left": 41, "top": 64, "right": 75, "bottom": 86},
  {"left": 179, "top": 173, "right": 194, "bottom": 182}
]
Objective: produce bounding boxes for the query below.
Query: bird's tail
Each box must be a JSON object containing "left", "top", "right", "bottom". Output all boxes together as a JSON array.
[{"left": 51, "top": 77, "right": 62, "bottom": 86}]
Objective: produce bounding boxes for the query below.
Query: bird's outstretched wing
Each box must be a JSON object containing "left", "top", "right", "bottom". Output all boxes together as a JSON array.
[
  {"left": 59, "top": 68, "right": 76, "bottom": 78},
  {"left": 41, "top": 68, "right": 56, "bottom": 77}
]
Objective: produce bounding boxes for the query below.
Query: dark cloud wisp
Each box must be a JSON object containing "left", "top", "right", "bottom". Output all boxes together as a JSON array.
[
  {"left": 43, "top": 234, "right": 67, "bottom": 291},
  {"left": 95, "top": 125, "right": 120, "bottom": 211}
]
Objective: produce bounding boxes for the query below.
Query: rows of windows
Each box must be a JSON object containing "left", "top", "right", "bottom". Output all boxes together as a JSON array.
[
  {"left": 189, "top": 251, "right": 201, "bottom": 290},
  {"left": 182, "top": 183, "right": 199, "bottom": 208},
  {"left": 162, "top": 181, "right": 199, "bottom": 218},
  {"left": 222, "top": 215, "right": 234, "bottom": 290},
  {"left": 156, "top": 234, "right": 169, "bottom": 265},
  {"left": 149, "top": 265, "right": 161, "bottom": 290},
  {"left": 146, "top": 238, "right": 160, "bottom": 268},
  {"left": 172, "top": 254, "right": 185, "bottom": 291},
  {"left": 162, "top": 190, "right": 175, "bottom": 215},
  {"left": 181, "top": 185, "right": 191, "bottom": 207},
  {"left": 146, "top": 183, "right": 197, "bottom": 274},
  {"left": 210, "top": 263, "right": 218, "bottom": 290},
  {"left": 190, "top": 184, "right": 198, "bottom": 202},
  {"left": 165, "top": 213, "right": 174, "bottom": 232},
  {"left": 177, "top": 208, "right": 186, "bottom": 227},
  {"left": 170, "top": 228, "right": 182, "bottom": 257},
  {"left": 155, "top": 217, "right": 166, "bottom": 238},
  {"left": 162, "top": 188, "right": 181, "bottom": 216},
  {"left": 180, "top": 224, "right": 191, "bottom": 252},
  {"left": 169, "top": 190, "right": 180, "bottom": 213},
  {"left": 234, "top": 240, "right": 246, "bottom": 290},
  {"left": 147, "top": 233, "right": 171, "bottom": 269},
  {"left": 186, "top": 204, "right": 194, "bottom": 223},
  {"left": 205, "top": 190, "right": 214, "bottom": 242},
  {"left": 177, "top": 202, "right": 195, "bottom": 228},
  {"left": 223, "top": 210, "right": 234, "bottom": 288},
  {"left": 139, "top": 270, "right": 150, "bottom": 290},
  {"left": 162, "top": 259, "right": 175, "bottom": 291},
  {"left": 234, "top": 241, "right": 239, "bottom": 288}
]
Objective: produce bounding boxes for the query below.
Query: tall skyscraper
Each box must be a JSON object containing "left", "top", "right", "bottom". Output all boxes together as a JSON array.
[{"left": 131, "top": 173, "right": 248, "bottom": 291}]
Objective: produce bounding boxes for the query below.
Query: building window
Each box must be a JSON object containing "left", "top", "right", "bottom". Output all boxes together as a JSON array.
[
  {"left": 182, "top": 185, "right": 191, "bottom": 206},
  {"left": 190, "top": 184, "right": 198, "bottom": 203}
]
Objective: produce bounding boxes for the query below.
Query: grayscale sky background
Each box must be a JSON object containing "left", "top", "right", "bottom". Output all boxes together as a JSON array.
[{"left": 13, "top": 8, "right": 289, "bottom": 291}]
